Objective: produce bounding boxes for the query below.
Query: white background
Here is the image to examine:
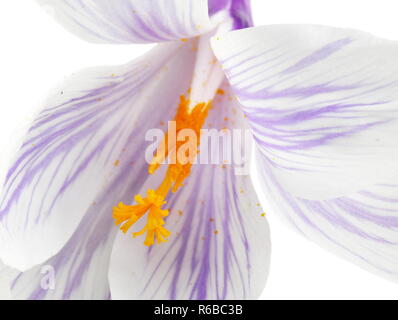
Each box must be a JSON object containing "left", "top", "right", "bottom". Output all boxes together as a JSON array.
[{"left": 0, "top": 0, "right": 397, "bottom": 300}]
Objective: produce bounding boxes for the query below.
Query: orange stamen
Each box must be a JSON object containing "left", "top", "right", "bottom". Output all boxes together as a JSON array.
[{"left": 112, "top": 95, "right": 211, "bottom": 246}]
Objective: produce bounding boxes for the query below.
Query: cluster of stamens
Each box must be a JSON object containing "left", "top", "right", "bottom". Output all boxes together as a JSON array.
[{"left": 112, "top": 95, "right": 211, "bottom": 246}]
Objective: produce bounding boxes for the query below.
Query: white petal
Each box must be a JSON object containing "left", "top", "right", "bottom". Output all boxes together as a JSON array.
[
  {"left": 36, "top": 0, "right": 212, "bottom": 44},
  {"left": 0, "top": 42, "right": 197, "bottom": 271},
  {"left": 257, "top": 152, "right": 398, "bottom": 281},
  {"left": 212, "top": 25, "right": 398, "bottom": 199},
  {"left": 109, "top": 85, "right": 270, "bottom": 300},
  {"left": 0, "top": 260, "right": 16, "bottom": 300},
  {"left": 10, "top": 151, "right": 156, "bottom": 300}
]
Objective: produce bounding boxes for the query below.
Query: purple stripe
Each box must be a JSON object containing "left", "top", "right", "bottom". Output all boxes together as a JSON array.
[{"left": 282, "top": 38, "right": 353, "bottom": 74}]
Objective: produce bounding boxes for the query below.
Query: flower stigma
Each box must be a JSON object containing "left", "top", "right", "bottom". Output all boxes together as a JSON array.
[{"left": 113, "top": 95, "right": 213, "bottom": 246}]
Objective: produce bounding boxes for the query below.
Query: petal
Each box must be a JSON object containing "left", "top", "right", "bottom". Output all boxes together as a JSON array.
[
  {"left": 208, "top": 0, "right": 253, "bottom": 29},
  {"left": 208, "top": 0, "right": 231, "bottom": 14},
  {"left": 37, "top": 0, "right": 212, "bottom": 44},
  {"left": 212, "top": 25, "right": 398, "bottom": 200},
  {"left": 10, "top": 152, "right": 153, "bottom": 300},
  {"left": 0, "top": 42, "right": 198, "bottom": 271},
  {"left": 0, "top": 260, "right": 16, "bottom": 299},
  {"left": 108, "top": 85, "right": 270, "bottom": 300},
  {"left": 257, "top": 152, "right": 398, "bottom": 281}
]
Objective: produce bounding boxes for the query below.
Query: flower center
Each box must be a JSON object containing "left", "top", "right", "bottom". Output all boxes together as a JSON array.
[
  {"left": 112, "top": 32, "right": 226, "bottom": 246},
  {"left": 113, "top": 95, "right": 212, "bottom": 246}
]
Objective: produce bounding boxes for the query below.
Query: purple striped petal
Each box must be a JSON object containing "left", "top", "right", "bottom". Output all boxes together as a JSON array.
[
  {"left": 108, "top": 85, "right": 270, "bottom": 300},
  {"left": 36, "top": 0, "right": 213, "bottom": 44},
  {"left": 257, "top": 153, "right": 398, "bottom": 281},
  {"left": 208, "top": 0, "right": 253, "bottom": 29},
  {"left": 212, "top": 25, "right": 398, "bottom": 200},
  {"left": 0, "top": 42, "right": 198, "bottom": 272},
  {"left": 9, "top": 140, "right": 167, "bottom": 300}
]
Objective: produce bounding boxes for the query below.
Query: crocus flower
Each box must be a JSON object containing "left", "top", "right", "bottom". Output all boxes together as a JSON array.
[{"left": 1, "top": 0, "right": 397, "bottom": 300}]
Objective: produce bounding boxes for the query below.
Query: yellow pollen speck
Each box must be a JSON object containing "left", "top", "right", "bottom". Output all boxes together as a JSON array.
[
  {"left": 114, "top": 160, "right": 120, "bottom": 167},
  {"left": 217, "top": 89, "right": 225, "bottom": 95},
  {"left": 112, "top": 95, "right": 212, "bottom": 247},
  {"left": 180, "top": 38, "right": 189, "bottom": 42},
  {"left": 261, "top": 213, "right": 266, "bottom": 217},
  {"left": 178, "top": 210, "right": 183, "bottom": 216},
  {"left": 214, "top": 230, "right": 219, "bottom": 235}
]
